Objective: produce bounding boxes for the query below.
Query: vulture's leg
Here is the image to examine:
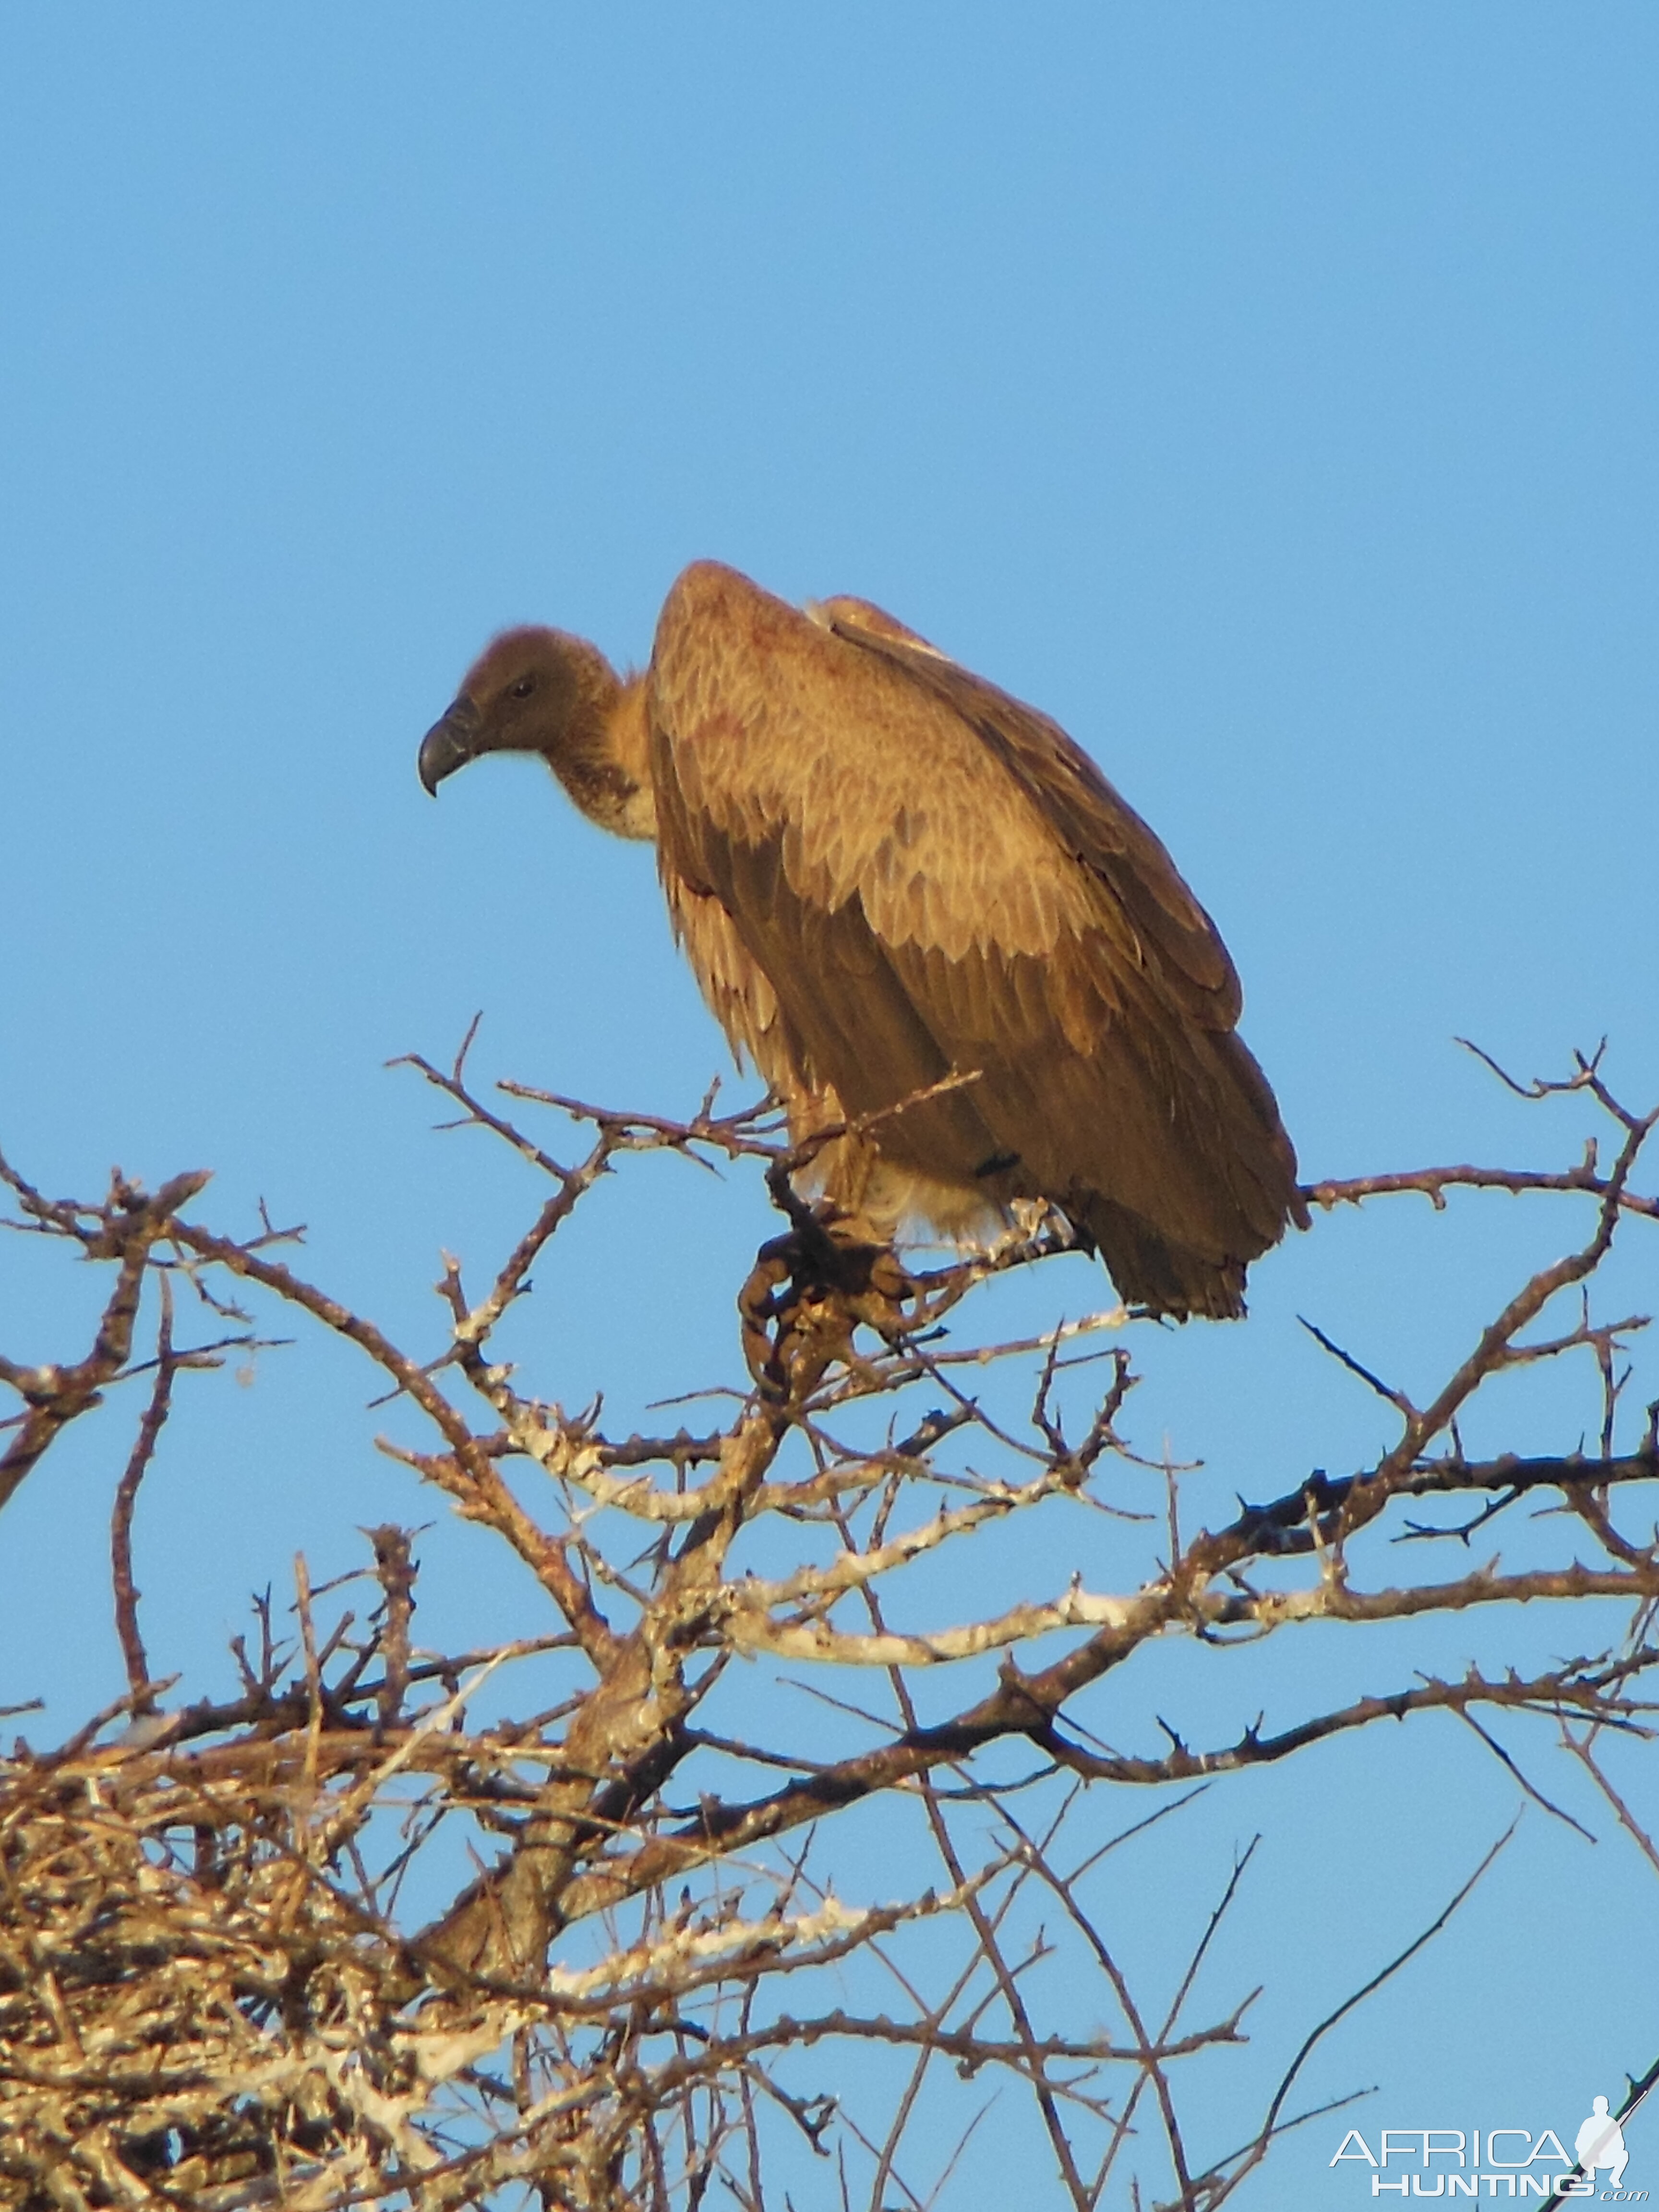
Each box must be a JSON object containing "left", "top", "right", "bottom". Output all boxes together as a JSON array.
[{"left": 738, "top": 1213, "right": 921, "bottom": 1403}]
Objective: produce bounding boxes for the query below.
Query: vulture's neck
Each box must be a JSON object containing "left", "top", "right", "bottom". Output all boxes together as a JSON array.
[{"left": 556, "top": 668, "right": 656, "bottom": 842}]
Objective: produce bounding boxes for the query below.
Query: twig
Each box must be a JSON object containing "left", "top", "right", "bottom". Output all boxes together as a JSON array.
[{"left": 109, "top": 1276, "right": 179, "bottom": 1709}]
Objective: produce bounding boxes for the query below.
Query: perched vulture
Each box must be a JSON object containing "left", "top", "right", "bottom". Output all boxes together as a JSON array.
[{"left": 418, "top": 562, "right": 1305, "bottom": 1317}]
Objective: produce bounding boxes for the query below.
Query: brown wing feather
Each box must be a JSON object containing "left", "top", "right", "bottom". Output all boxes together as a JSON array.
[
  {"left": 648, "top": 561, "right": 1303, "bottom": 1316},
  {"left": 821, "top": 608, "right": 1243, "bottom": 1025},
  {"left": 658, "top": 867, "right": 814, "bottom": 1114}
]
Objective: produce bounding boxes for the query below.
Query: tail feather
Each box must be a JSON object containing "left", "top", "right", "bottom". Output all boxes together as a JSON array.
[{"left": 1074, "top": 1195, "right": 1250, "bottom": 1321}]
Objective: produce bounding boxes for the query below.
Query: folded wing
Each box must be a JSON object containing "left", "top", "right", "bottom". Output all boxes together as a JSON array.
[{"left": 647, "top": 561, "right": 1304, "bottom": 1316}]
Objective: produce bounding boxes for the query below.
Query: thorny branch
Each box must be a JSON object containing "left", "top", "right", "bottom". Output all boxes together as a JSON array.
[{"left": 1, "top": 1044, "right": 1657, "bottom": 2209}]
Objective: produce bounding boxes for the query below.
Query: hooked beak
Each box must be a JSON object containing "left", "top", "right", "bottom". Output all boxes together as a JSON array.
[{"left": 418, "top": 696, "right": 482, "bottom": 795}]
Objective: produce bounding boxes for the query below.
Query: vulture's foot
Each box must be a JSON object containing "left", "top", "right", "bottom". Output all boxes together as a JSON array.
[{"left": 739, "top": 1212, "right": 920, "bottom": 1402}]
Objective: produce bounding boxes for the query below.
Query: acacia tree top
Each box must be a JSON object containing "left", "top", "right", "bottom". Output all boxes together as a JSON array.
[{"left": 0, "top": 1042, "right": 1655, "bottom": 2210}]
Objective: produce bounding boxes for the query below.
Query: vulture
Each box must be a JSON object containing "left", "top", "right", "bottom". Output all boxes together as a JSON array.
[{"left": 418, "top": 561, "right": 1305, "bottom": 1317}]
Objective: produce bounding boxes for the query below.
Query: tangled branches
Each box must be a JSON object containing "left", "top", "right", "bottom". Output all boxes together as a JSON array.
[{"left": 1, "top": 1042, "right": 1656, "bottom": 2210}]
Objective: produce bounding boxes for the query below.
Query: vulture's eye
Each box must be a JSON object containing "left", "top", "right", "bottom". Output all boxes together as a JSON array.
[{"left": 509, "top": 675, "right": 536, "bottom": 699}]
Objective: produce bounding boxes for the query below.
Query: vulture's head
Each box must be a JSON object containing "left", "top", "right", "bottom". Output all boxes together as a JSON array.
[{"left": 418, "top": 625, "right": 654, "bottom": 840}]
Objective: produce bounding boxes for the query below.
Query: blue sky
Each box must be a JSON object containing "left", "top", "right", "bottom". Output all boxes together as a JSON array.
[{"left": 3, "top": 7, "right": 1657, "bottom": 2204}]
